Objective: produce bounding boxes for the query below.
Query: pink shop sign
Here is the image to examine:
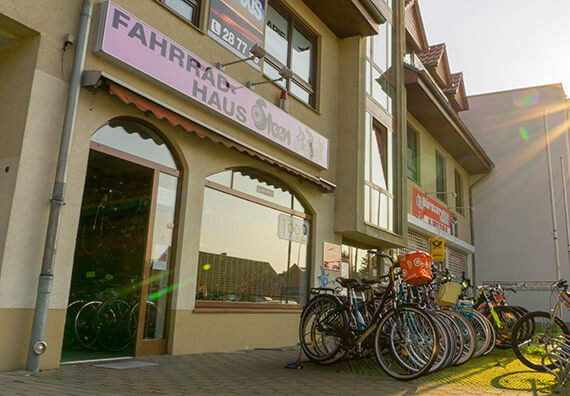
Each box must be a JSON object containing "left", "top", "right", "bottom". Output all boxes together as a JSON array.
[{"left": 92, "top": 1, "right": 329, "bottom": 169}]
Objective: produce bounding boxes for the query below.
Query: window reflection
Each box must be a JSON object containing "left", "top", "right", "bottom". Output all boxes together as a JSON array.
[
  {"left": 198, "top": 170, "right": 310, "bottom": 304},
  {"left": 341, "top": 245, "right": 388, "bottom": 281},
  {"left": 92, "top": 121, "right": 177, "bottom": 169}
]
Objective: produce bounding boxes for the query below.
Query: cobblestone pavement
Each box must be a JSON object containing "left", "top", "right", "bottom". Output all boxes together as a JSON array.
[{"left": 0, "top": 349, "right": 561, "bottom": 395}]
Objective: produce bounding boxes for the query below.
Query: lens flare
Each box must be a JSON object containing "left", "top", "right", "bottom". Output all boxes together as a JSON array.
[
  {"left": 514, "top": 90, "right": 539, "bottom": 107},
  {"left": 202, "top": 263, "right": 211, "bottom": 271},
  {"left": 147, "top": 276, "right": 195, "bottom": 301},
  {"left": 519, "top": 127, "right": 529, "bottom": 141}
]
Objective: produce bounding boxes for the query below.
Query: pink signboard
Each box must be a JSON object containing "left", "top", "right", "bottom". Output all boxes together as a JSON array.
[
  {"left": 412, "top": 188, "right": 452, "bottom": 234},
  {"left": 93, "top": 1, "right": 329, "bottom": 169}
]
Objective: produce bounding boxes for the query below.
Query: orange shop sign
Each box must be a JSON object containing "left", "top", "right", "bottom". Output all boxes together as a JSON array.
[{"left": 412, "top": 188, "right": 452, "bottom": 234}]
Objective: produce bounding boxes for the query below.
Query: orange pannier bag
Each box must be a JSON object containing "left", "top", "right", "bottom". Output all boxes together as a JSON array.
[{"left": 398, "top": 250, "right": 432, "bottom": 286}]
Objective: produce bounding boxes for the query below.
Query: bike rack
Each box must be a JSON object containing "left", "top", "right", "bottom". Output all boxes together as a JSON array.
[{"left": 542, "top": 335, "right": 570, "bottom": 392}]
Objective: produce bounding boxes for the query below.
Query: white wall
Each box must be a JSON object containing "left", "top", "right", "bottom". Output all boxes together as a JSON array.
[{"left": 461, "top": 84, "right": 570, "bottom": 311}]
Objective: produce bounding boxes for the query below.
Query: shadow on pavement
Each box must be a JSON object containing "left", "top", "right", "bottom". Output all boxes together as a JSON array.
[{"left": 490, "top": 370, "right": 568, "bottom": 395}]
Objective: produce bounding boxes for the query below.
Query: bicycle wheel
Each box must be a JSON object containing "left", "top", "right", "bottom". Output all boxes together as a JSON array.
[
  {"left": 97, "top": 298, "right": 132, "bottom": 352},
  {"left": 428, "top": 313, "right": 452, "bottom": 373},
  {"left": 511, "top": 311, "right": 569, "bottom": 371},
  {"left": 482, "top": 315, "right": 496, "bottom": 356},
  {"left": 492, "top": 306, "right": 520, "bottom": 349},
  {"left": 439, "top": 311, "right": 464, "bottom": 366},
  {"left": 299, "top": 294, "right": 347, "bottom": 363},
  {"left": 444, "top": 309, "right": 476, "bottom": 365},
  {"left": 374, "top": 305, "right": 439, "bottom": 381},
  {"left": 435, "top": 311, "right": 459, "bottom": 368},
  {"left": 470, "top": 310, "right": 492, "bottom": 358},
  {"left": 75, "top": 300, "right": 102, "bottom": 350}
]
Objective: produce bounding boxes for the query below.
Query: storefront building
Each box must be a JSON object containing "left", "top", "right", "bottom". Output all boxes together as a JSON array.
[
  {"left": 0, "top": 0, "right": 491, "bottom": 372},
  {"left": 0, "top": 0, "right": 393, "bottom": 371}
]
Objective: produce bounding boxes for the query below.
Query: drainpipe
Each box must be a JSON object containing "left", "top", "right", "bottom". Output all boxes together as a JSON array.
[
  {"left": 468, "top": 173, "right": 490, "bottom": 289},
  {"left": 27, "top": 0, "right": 93, "bottom": 372}
]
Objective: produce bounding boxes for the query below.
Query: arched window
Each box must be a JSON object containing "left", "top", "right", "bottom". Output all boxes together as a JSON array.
[
  {"left": 197, "top": 169, "right": 311, "bottom": 305},
  {"left": 91, "top": 119, "right": 178, "bottom": 170}
]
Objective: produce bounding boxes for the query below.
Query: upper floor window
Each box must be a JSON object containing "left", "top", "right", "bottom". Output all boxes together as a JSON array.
[
  {"left": 454, "top": 170, "right": 464, "bottom": 215},
  {"left": 435, "top": 152, "right": 446, "bottom": 203},
  {"left": 364, "top": 113, "right": 396, "bottom": 231},
  {"left": 407, "top": 126, "right": 418, "bottom": 183},
  {"left": 158, "top": 0, "right": 200, "bottom": 26},
  {"left": 366, "top": 22, "right": 394, "bottom": 112},
  {"left": 264, "top": 1, "right": 317, "bottom": 107}
]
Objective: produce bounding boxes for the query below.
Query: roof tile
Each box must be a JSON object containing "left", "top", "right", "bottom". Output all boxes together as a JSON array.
[{"left": 416, "top": 43, "right": 445, "bottom": 67}]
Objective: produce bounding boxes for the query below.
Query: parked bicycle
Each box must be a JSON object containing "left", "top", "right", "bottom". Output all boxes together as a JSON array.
[
  {"left": 299, "top": 251, "right": 440, "bottom": 380},
  {"left": 511, "top": 279, "right": 570, "bottom": 372}
]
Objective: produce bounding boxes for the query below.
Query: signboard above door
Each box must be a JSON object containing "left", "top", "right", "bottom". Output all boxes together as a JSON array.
[{"left": 92, "top": 1, "right": 329, "bottom": 169}]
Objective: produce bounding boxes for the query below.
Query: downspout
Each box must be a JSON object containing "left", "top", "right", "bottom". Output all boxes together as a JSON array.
[
  {"left": 27, "top": 0, "right": 93, "bottom": 372},
  {"left": 395, "top": 0, "right": 407, "bottom": 240},
  {"left": 468, "top": 173, "right": 490, "bottom": 289}
]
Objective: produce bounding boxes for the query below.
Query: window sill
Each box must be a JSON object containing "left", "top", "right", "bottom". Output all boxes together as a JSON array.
[
  {"left": 407, "top": 175, "right": 420, "bottom": 185},
  {"left": 260, "top": 74, "right": 320, "bottom": 115},
  {"left": 194, "top": 301, "right": 304, "bottom": 313}
]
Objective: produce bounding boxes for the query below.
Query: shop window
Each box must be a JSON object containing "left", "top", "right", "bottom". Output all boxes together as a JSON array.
[
  {"left": 264, "top": 1, "right": 316, "bottom": 107},
  {"left": 341, "top": 244, "right": 390, "bottom": 282},
  {"left": 407, "top": 126, "right": 418, "bottom": 183},
  {"left": 454, "top": 169, "right": 464, "bottom": 215},
  {"left": 158, "top": 0, "right": 201, "bottom": 26},
  {"left": 364, "top": 113, "right": 396, "bottom": 232},
  {"left": 435, "top": 151, "right": 446, "bottom": 203},
  {"left": 197, "top": 169, "right": 311, "bottom": 305}
]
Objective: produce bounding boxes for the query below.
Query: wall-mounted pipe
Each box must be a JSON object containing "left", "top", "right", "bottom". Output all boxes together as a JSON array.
[{"left": 26, "top": 0, "right": 94, "bottom": 372}]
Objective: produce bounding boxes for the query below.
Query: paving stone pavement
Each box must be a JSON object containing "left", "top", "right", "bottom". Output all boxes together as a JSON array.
[{"left": 0, "top": 349, "right": 556, "bottom": 395}]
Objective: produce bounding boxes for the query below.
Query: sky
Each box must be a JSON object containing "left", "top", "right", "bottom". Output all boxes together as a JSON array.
[{"left": 419, "top": 0, "right": 570, "bottom": 97}]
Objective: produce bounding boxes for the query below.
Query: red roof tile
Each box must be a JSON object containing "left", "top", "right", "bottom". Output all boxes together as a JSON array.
[
  {"left": 416, "top": 43, "right": 445, "bottom": 67},
  {"left": 444, "top": 72, "right": 463, "bottom": 94}
]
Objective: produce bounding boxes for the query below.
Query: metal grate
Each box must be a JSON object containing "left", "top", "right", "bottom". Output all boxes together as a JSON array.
[
  {"left": 397, "top": 230, "right": 429, "bottom": 256},
  {"left": 447, "top": 249, "right": 467, "bottom": 280}
]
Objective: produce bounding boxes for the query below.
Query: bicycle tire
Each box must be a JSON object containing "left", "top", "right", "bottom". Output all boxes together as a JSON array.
[
  {"left": 443, "top": 309, "right": 476, "bottom": 365},
  {"left": 96, "top": 298, "right": 132, "bottom": 352},
  {"left": 439, "top": 310, "right": 465, "bottom": 365},
  {"left": 75, "top": 300, "right": 102, "bottom": 350},
  {"left": 428, "top": 312, "right": 452, "bottom": 373},
  {"left": 374, "top": 305, "right": 439, "bottom": 381},
  {"left": 435, "top": 311, "right": 460, "bottom": 368},
  {"left": 470, "top": 310, "right": 492, "bottom": 358},
  {"left": 64, "top": 300, "right": 85, "bottom": 349},
  {"left": 492, "top": 306, "right": 520, "bottom": 349},
  {"left": 511, "top": 310, "right": 570, "bottom": 371},
  {"left": 299, "top": 294, "right": 347, "bottom": 363},
  {"left": 482, "top": 314, "right": 496, "bottom": 356}
]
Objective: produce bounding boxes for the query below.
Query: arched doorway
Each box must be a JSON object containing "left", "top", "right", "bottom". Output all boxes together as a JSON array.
[{"left": 62, "top": 119, "right": 180, "bottom": 362}]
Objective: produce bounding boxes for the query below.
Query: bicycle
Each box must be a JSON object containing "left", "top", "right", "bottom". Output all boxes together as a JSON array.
[
  {"left": 511, "top": 279, "right": 570, "bottom": 371},
  {"left": 473, "top": 284, "right": 521, "bottom": 349},
  {"left": 299, "top": 251, "right": 440, "bottom": 380}
]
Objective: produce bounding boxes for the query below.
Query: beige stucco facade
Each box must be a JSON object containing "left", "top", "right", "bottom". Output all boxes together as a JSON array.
[
  {"left": 0, "top": 0, "right": 489, "bottom": 372},
  {"left": 0, "top": 0, "right": 393, "bottom": 371}
]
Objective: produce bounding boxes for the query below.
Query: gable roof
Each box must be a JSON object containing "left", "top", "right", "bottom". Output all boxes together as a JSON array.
[
  {"left": 405, "top": 0, "right": 429, "bottom": 50},
  {"left": 416, "top": 43, "right": 445, "bottom": 67}
]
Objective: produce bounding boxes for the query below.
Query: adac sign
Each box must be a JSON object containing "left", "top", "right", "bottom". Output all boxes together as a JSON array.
[
  {"left": 93, "top": 1, "right": 329, "bottom": 169},
  {"left": 430, "top": 238, "right": 445, "bottom": 261}
]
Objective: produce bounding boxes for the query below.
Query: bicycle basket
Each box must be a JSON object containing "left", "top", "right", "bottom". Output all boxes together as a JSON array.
[
  {"left": 436, "top": 282, "right": 462, "bottom": 307},
  {"left": 397, "top": 250, "right": 432, "bottom": 286}
]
